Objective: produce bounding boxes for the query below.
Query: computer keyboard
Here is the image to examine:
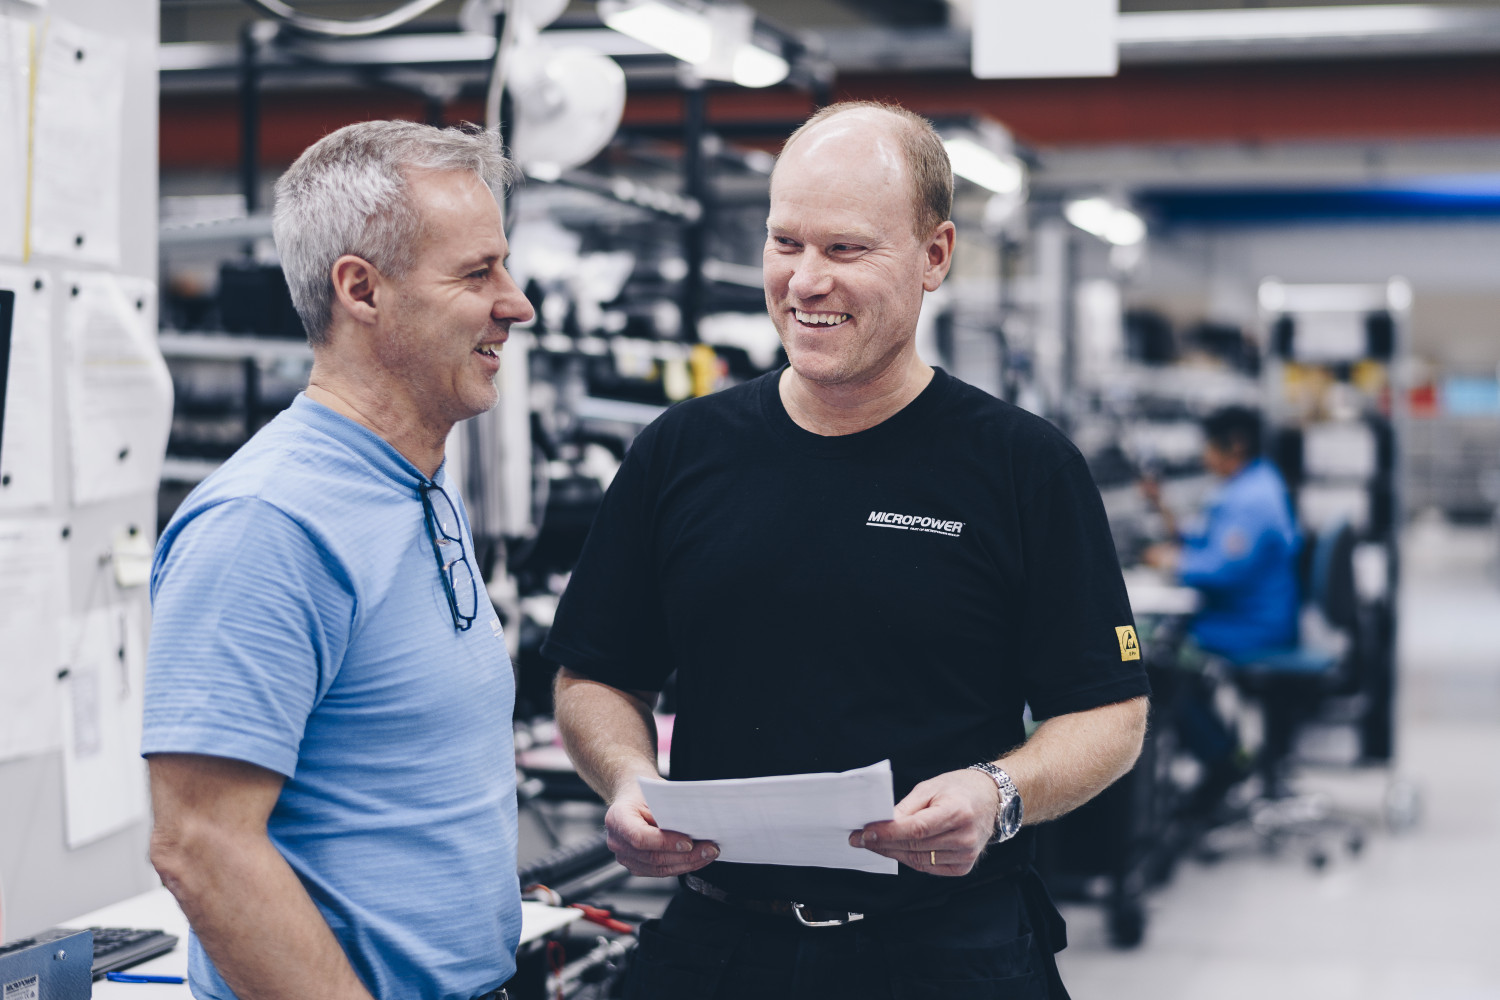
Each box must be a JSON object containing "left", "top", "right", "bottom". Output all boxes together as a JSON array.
[{"left": 80, "top": 926, "right": 180, "bottom": 980}]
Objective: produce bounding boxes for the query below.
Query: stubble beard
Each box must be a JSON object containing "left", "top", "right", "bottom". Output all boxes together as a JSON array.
[{"left": 778, "top": 314, "right": 908, "bottom": 392}]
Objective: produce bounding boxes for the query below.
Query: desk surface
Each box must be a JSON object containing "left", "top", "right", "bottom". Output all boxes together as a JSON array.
[
  {"left": 67, "top": 887, "right": 582, "bottom": 998},
  {"left": 1122, "top": 567, "right": 1201, "bottom": 617}
]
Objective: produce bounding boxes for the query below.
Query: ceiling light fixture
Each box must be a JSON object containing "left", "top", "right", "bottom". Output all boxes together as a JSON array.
[
  {"left": 599, "top": 0, "right": 790, "bottom": 88},
  {"left": 1064, "top": 196, "right": 1147, "bottom": 246},
  {"left": 728, "top": 42, "right": 790, "bottom": 89},
  {"left": 943, "top": 136, "right": 1025, "bottom": 195}
]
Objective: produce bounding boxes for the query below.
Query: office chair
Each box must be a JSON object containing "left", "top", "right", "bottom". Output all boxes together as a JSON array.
[{"left": 1219, "top": 520, "right": 1368, "bottom": 867}]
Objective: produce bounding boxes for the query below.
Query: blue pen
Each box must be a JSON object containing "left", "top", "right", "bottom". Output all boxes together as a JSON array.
[{"left": 104, "top": 972, "right": 187, "bottom": 984}]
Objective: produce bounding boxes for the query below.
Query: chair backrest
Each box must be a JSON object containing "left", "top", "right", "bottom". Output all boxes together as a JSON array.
[{"left": 1306, "top": 520, "right": 1359, "bottom": 633}]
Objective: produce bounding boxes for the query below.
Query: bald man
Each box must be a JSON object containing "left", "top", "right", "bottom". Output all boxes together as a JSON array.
[{"left": 545, "top": 102, "right": 1150, "bottom": 1000}]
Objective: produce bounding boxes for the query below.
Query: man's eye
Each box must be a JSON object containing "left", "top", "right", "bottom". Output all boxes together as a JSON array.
[
  {"left": 468, "top": 268, "right": 490, "bottom": 279},
  {"left": 831, "top": 244, "right": 858, "bottom": 253}
]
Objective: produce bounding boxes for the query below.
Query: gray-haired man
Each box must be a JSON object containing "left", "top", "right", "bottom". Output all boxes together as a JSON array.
[{"left": 143, "top": 121, "right": 533, "bottom": 1000}]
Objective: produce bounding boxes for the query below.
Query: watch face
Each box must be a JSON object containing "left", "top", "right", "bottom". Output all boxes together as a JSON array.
[{"left": 998, "top": 794, "right": 1023, "bottom": 839}]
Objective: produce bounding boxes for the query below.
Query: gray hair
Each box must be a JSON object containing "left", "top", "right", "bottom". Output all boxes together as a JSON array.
[{"left": 272, "top": 120, "right": 520, "bottom": 345}]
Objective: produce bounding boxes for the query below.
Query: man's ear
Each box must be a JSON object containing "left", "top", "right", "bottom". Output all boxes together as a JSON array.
[
  {"left": 922, "top": 221, "right": 957, "bottom": 292},
  {"left": 330, "top": 254, "right": 381, "bottom": 326}
]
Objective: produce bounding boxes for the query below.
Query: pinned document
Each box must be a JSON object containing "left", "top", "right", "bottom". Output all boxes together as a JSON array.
[
  {"left": 30, "top": 18, "right": 126, "bottom": 266},
  {"left": 63, "top": 273, "right": 172, "bottom": 505},
  {"left": 0, "top": 516, "right": 67, "bottom": 762},
  {"left": 0, "top": 16, "right": 31, "bottom": 262},
  {"left": 60, "top": 602, "right": 148, "bottom": 848},
  {"left": 639, "top": 759, "right": 898, "bottom": 875}
]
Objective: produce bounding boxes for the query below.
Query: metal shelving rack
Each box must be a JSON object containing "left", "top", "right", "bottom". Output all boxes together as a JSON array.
[{"left": 1258, "top": 278, "right": 1408, "bottom": 765}]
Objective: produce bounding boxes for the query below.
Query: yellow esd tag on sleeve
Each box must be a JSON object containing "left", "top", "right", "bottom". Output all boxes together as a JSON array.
[{"left": 1115, "top": 625, "right": 1141, "bottom": 662}]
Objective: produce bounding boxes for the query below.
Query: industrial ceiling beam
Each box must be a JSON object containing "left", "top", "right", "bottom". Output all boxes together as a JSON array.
[{"left": 159, "top": 5, "right": 1500, "bottom": 81}]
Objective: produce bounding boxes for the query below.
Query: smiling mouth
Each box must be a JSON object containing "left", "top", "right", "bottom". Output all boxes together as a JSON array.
[
  {"left": 474, "top": 344, "right": 502, "bottom": 358},
  {"left": 793, "top": 309, "right": 850, "bottom": 327}
]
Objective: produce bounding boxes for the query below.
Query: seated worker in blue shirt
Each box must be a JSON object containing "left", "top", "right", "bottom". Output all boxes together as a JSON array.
[
  {"left": 1141, "top": 405, "right": 1300, "bottom": 813},
  {"left": 1143, "top": 405, "right": 1300, "bottom": 659}
]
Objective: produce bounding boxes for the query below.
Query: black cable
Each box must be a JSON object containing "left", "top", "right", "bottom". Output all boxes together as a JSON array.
[{"left": 236, "top": 0, "right": 450, "bottom": 37}]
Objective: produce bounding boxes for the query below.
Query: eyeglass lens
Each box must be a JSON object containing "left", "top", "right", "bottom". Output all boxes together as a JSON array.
[{"left": 424, "top": 485, "right": 479, "bottom": 625}]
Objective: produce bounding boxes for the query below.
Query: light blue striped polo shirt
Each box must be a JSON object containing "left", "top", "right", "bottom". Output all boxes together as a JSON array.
[{"left": 143, "top": 394, "right": 520, "bottom": 1000}]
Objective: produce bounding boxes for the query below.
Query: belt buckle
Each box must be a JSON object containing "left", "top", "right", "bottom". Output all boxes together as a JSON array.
[{"left": 789, "top": 902, "right": 864, "bottom": 928}]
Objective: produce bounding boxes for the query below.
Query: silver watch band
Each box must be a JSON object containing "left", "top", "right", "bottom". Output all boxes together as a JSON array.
[{"left": 967, "top": 761, "right": 1022, "bottom": 843}]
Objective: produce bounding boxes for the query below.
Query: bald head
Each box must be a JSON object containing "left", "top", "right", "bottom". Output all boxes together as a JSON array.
[{"left": 776, "top": 101, "right": 953, "bottom": 241}]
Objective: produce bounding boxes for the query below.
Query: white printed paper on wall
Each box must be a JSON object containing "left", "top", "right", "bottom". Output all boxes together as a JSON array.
[
  {"left": 30, "top": 18, "right": 126, "bottom": 266},
  {"left": 64, "top": 273, "right": 172, "bottom": 505},
  {"left": 0, "top": 267, "right": 55, "bottom": 511},
  {"left": 0, "top": 16, "right": 31, "bottom": 262},
  {"left": 60, "top": 601, "right": 148, "bottom": 848},
  {"left": 0, "top": 517, "right": 68, "bottom": 762}
]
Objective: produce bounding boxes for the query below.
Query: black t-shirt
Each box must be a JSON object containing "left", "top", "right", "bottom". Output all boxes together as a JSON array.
[{"left": 543, "top": 367, "right": 1149, "bottom": 910}]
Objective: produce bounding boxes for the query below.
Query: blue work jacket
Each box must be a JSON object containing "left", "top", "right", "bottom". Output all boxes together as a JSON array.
[{"left": 1178, "top": 458, "right": 1300, "bottom": 658}]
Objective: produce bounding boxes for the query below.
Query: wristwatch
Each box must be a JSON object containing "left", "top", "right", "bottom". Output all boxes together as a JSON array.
[{"left": 967, "top": 762, "right": 1023, "bottom": 844}]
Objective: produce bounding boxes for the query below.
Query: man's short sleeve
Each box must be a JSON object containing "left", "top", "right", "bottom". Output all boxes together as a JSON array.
[
  {"left": 1015, "top": 456, "right": 1150, "bottom": 719},
  {"left": 541, "top": 435, "right": 672, "bottom": 692},
  {"left": 142, "top": 498, "right": 355, "bottom": 777}
]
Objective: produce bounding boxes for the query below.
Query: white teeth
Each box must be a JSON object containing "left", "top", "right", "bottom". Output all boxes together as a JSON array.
[
  {"left": 475, "top": 345, "right": 498, "bottom": 357},
  {"left": 794, "top": 310, "right": 850, "bottom": 326}
]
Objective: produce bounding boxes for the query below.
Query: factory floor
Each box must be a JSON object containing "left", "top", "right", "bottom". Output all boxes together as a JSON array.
[
  {"left": 523, "top": 517, "right": 1500, "bottom": 999},
  {"left": 1057, "top": 516, "right": 1500, "bottom": 1000}
]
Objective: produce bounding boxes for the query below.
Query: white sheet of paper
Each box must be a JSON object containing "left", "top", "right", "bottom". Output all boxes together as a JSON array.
[
  {"left": 0, "top": 517, "right": 67, "bottom": 761},
  {"left": 0, "top": 17, "right": 31, "bottom": 262},
  {"left": 639, "top": 759, "right": 898, "bottom": 875},
  {"left": 60, "top": 601, "right": 148, "bottom": 848},
  {"left": 64, "top": 272, "right": 172, "bottom": 505},
  {"left": 30, "top": 18, "right": 126, "bottom": 266},
  {"left": 0, "top": 267, "right": 55, "bottom": 511}
]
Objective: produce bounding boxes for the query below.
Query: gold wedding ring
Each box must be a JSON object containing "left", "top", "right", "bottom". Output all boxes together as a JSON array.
[{"left": 930, "top": 850, "right": 937, "bottom": 866}]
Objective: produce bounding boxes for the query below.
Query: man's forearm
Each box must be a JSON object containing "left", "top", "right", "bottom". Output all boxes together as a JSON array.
[
  {"left": 153, "top": 832, "right": 373, "bottom": 1000},
  {"left": 553, "top": 668, "right": 661, "bottom": 803},
  {"left": 999, "top": 696, "right": 1149, "bottom": 825}
]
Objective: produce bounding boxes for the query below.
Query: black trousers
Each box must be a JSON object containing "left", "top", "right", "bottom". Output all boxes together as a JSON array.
[{"left": 623, "top": 873, "right": 1067, "bottom": 1000}]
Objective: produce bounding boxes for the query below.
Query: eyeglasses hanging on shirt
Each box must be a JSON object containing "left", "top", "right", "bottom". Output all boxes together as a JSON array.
[{"left": 419, "top": 481, "right": 479, "bottom": 632}]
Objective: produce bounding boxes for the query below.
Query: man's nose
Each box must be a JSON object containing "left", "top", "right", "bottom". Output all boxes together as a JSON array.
[
  {"left": 494, "top": 271, "right": 535, "bottom": 325},
  {"left": 786, "top": 252, "right": 834, "bottom": 300}
]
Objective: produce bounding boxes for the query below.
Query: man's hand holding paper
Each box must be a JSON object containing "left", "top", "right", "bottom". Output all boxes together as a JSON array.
[
  {"left": 603, "top": 780, "right": 720, "bottom": 878},
  {"left": 849, "top": 768, "right": 1002, "bottom": 877},
  {"left": 637, "top": 759, "right": 899, "bottom": 875}
]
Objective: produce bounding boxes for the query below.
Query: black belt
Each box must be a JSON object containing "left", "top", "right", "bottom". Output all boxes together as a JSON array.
[
  {"left": 685, "top": 868, "right": 1071, "bottom": 999},
  {"left": 684, "top": 874, "right": 950, "bottom": 928}
]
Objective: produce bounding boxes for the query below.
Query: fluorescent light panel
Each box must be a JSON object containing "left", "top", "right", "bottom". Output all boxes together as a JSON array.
[
  {"left": 601, "top": 0, "right": 711, "bottom": 63},
  {"left": 1065, "top": 197, "right": 1146, "bottom": 246},
  {"left": 1117, "top": 5, "right": 1453, "bottom": 44},
  {"left": 732, "top": 44, "right": 789, "bottom": 88},
  {"left": 600, "top": 0, "right": 788, "bottom": 88},
  {"left": 943, "top": 137, "right": 1025, "bottom": 195}
]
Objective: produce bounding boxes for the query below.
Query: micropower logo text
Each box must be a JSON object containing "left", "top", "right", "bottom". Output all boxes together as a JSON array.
[{"left": 866, "top": 511, "right": 965, "bottom": 537}]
